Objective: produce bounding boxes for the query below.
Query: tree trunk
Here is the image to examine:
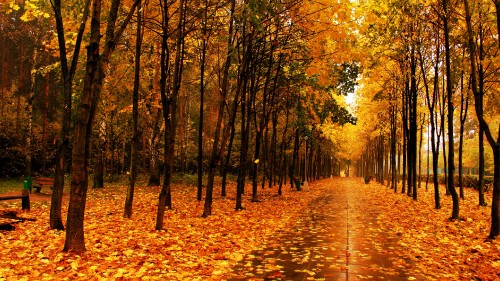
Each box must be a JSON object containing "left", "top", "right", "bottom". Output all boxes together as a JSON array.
[
  {"left": 441, "top": 84, "right": 448, "bottom": 194},
  {"left": 156, "top": 0, "right": 185, "bottom": 230},
  {"left": 64, "top": 0, "right": 139, "bottom": 251},
  {"left": 221, "top": 119, "right": 236, "bottom": 197},
  {"left": 426, "top": 124, "right": 430, "bottom": 191},
  {"left": 93, "top": 117, "right": 105, "bottom": 188},
  {"left": 492, "top": 144, "right": 500, "bottom": 238},
  {"left": 402, "top": 110, "right": 407, "bottom": 194},
  {"left": 64, "top": 0, "right": 103, "bottom": 252},
  {"left": 41, "top": 79, "right": 49, "bottom": 174},
  {"left": 458, "top": 71, "right": 468, "bottom": 200},
  {"left": 124, "top": 0, "right": 142, "bottom": 218},
  {"left": 197, "top": 0, "right": 208, "bottom": 201},
  {"left": 443, "top": 0, "right": 459, "bottom": 220},
  {"left": 277, "top": 103, "right": 289, "bottom": 195},
  {"left": 203, "top": 0, "right": 235, "bottom": 216},
  {"left": 432, "top": 34, "right": 441, "bottom": 209},
  {"left": 418, "top": 114, "right": 424, "bottom": 192},
  {"left": 251, "top": 126, "right": 263, "bottom": 201},
  {"left": 390, "top": 101, "right": 397, "bottom": 190},
  {"left": 479, "top": 127, "right": 486, "bottom": 205},
  {"left": 478, "top": 25, "right": 486, "bottom": 206},
  {"left": 271, "top": 110, "right": 278, "bottom": 187},
  {"left": 147, "top": 109, "right": 163, "bottom": 186},
  {"left": 464, "top": 0, "right": 500, "bottom": 237},
  {"left": 494, "top": 0, "right": 500, "bottom": 45},
  {"left": 235, "top": 28, "right": 252, "bottom": 210},
  {"left": 50, "top": 0, "right": 89, "bottom": 231},
  {"left": 26, "top": 48, "right": 36, "bottom": 178},
  {"left": 290, "top": 129, "right": 299, "bottom": 190}
]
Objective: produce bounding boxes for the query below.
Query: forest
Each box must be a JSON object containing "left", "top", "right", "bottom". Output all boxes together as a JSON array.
[{"left": 0, "top": 0, "right": 499, "bottom": 276}]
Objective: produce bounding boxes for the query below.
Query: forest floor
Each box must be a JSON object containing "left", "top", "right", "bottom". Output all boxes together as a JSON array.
[{"left": 0, "top": 177, "right": 499, "bottom": 280}]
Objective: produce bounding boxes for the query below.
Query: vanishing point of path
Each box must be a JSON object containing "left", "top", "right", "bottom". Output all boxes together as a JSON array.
[{"left": 227, "top": 177, "right": 426, "bottom": 281}]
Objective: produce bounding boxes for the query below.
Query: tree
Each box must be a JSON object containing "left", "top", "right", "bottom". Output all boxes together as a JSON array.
[
  {"left": 442, "top": 0, "right": 460, "bottom": 220},
  {"left": 124, "top": 0, "right": 143, "bottom": 218},
  {"left": 156, "top": 0, "right": 187, "bottom": 230},
  {"left": 64, "top": 0, "right": 139, "bottom": 252},
  {"left": 49, "top": 0, "right": 91, "bottom": 230},
  {"left": 196, "top": 0, "right": 209, "bottom": 202},
  {"left": 463, "top": 0, "right": 500, "bottom": 238},
  {"left": 202, "top": 0, "right": 236, "bottom": 217},
  {"left": 419, "top": 22, "right": 442, "bottom": 209}
]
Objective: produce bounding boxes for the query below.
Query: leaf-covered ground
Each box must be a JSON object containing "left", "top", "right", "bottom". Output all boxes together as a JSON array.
[{"left": 0, "top": 178, "right": 499, "bottom": 280}]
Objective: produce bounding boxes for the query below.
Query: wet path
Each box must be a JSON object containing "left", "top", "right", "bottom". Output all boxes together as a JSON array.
[{"left": 227, "top": 178, "right": 425, "bottom": 280}]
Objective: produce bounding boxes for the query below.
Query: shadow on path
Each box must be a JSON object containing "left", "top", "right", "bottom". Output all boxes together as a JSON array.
[{"left": 226, "top": 178, "right": 426, "bottom": 280}]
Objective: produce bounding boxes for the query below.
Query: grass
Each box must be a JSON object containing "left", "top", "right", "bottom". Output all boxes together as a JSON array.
[{"left": 0, "top": 178, "right": 24, "bottom": 194}]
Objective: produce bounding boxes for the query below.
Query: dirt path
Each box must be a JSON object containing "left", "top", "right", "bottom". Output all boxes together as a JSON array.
[
  {"left": 0, "top": 190, "right": 68, "bottom": 203},
  {"left": 227, "top": 177, "right": 426, "bottom": 280}
]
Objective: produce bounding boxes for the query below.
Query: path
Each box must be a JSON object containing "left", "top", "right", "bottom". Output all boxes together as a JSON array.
[
  {"left": 0, "top": 190, "right": 66, "bottom": 202},
  {"left": 227, "top": 178, "right": 425, "bottom": 280}
]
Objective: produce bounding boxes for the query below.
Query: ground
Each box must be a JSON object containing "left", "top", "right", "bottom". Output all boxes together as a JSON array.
[{"left": 0, "top": 178, "right": 499, "bottom": 280}]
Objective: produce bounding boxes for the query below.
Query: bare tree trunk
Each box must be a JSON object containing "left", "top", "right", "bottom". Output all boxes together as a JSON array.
[
  {"left": 458, "top": 70, "right": 468, "bottom": 200},
  {"left": 418, "top": 114, "right": 424, "bottom": 192},
  {"left": 93, "top": 117, "right": 106, "bottom": 188},
  {"left": 50, "top": 0, "right": 88, "bottom": 225},
  {"left": 441, "top": 77, "right": 448, "bottom": 194},
  {"left": 426, "top": 122, "right": 430, "bottom": 191},
  {"left": 464, "top": 0, "right": 500, "bottom": 237},
  {"left": 277, "top": 102, "right": 289, "bottom": 195},
  {"left": 290, "top": 130, "right": 300, "bottom": 190},
  {"left": 443, "top": 0, "right": 459, "bottom": 220},
  {"left": 221, "top": 119, "right": 236, "bottom": 197},
  {"left": 26, "top": 61, "right": 34, "bottom": 178},
  {"left": 479, "top": 127, "right": 486, "bottom": 205},
  {"left": 148, "top": 110, "right": 163, "bottom": 186},
  {"left": 64, "top": 0, "right": 139, "bottom": 252},
  {"left": 197, "top": 0, "right": 208, "bottom": 201},
  {"left": 41, "top": 79, "right": 49, "bottom": 174},
  {"left": 124, "top": 0, "right": 142, "bottom": 218},
  {"left": 390, "top": 100, "right": 397, "bottom": 190},
  {"left": 494, "top": 0, "right": 500, "bottom": 45},
  {"left": 64, "top": 0, "right": 103, "bottom": 252},
  {"left": 203, "top": 0, "right": 235, "bottom": 216},
  {"left": 156, "top": 0, "right": 185, "bottom": 230}
]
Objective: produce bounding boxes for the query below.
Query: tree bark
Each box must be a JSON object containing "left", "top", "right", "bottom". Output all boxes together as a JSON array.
[
  {"left": 124, "top": 0, "right": 142, "bottom": 218},
  {"left": 202, "top": 0, "right": 235, "bottom": 216},
  {"left": 234, "top": 20, "right": 253, "bottom": 210},
  {"left": 147, "top": 109, "right": 163, "bottom": 186},
  {"left": 156, "top": 0, "right": 186, "bottom": 230},
  {"left": 93, "top": 118, "right": 106, "bottom": 188},
  {"left": 64, "top": 0, "right": 139, "bottom": 252},
  {"left": 458, "top": 69, "right": 468, "bottom": 200},
  {"left": 197, "top": 0, "right": 208, "bottom": 202},
  {"left": 443, "top": 0, "right": 459, "bottom": 220},
  {"left": 277, "top": 102, "right": 289, "bottom": 196},
  {"left": 64, "top": 0, "right": 103, "bottom": 252},
  {"left": 464, "top": 0, "right": 500, "bottom": 237}
]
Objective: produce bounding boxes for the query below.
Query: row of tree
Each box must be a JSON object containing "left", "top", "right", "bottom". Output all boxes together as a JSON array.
[
  {"left": 0, "top": 0, "right": 358, "bottom": 252},
  {"left": 349, "top": 0, "right": 500, "bottom": 239}
]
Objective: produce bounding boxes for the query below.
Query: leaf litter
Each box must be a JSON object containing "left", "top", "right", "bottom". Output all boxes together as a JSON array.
[{"left": 0, "top": 178, "right": 499, "bottom": 280}]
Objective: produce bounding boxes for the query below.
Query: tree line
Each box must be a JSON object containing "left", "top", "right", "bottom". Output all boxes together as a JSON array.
[
  {"left": 0, "top": 0, "right": 357, "bottom": 252},
  {"left": 352, "top": 0, "right": 500, "bottom": 240}
]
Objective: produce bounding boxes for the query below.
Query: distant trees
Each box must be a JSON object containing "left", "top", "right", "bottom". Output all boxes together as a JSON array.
[
  {"left": 357, "top": 0, "right": 500, "bottom": 238},
  {"left": 463, "top": 0, "right": 500, "bottom": 239}
]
